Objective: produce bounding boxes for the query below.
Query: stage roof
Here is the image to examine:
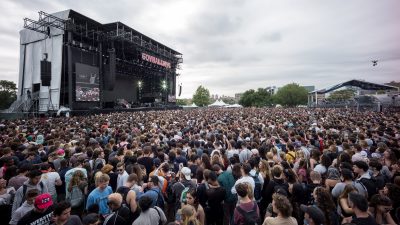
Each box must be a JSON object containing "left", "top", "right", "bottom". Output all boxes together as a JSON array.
[
  {"left": 309, "top": 79, "right": 398, "bottom": 94},
  {"left": 49, "top": 10, "right": 181, "bottom": 55}
]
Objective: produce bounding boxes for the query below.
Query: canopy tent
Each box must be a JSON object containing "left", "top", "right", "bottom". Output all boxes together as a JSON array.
[
  {"left": 308, "top": 79, "right": 399, "bottom": 107},
  {"left": 182, "top": 102, "right": 198, "bottom": 109},
  {"left": 208, "top": 99, "right": 228, "bottom": 107},
  {"left": 225, "top": 103, "right": 243, "bottom": 108}
]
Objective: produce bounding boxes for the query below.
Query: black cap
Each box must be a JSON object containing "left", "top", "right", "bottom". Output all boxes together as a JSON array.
[{"left": 300, "top": 204, "right": 325, "bottom": 225}]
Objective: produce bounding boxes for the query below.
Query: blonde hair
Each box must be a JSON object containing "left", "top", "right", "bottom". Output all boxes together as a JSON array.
[
  {"left": 266, "top": 152, "right": 274, "bottom": 160},
  {"left": 296, "top": 150, "right": 305, "bottom": 159},
  {"left": 96, "top": 173, "right": 110, "bottom": 185},
  {"left": 181, "top": 205, "right": 200, "bottom": 225}
]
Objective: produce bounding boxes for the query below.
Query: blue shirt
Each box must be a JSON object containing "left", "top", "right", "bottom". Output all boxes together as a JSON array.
[
  {"left": 86, "top": 186, "right": 113, "bottom": 215},
  {"left": 140, "top": 187, "right": 161, "bottom": 207}
]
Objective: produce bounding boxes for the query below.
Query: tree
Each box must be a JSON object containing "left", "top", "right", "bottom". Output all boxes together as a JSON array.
[
  {"left": 192, "top": 85, "right": 211, "bottom": 107},
  {"left": 327, "top": 89, "right": 355, "bottom": 101},
  {"left": 176, "top": 98, "right": 190, "bottom": 106},
  {"left": 274, "top": 83, "right": 308, "bottom": 107},
  {"left": 239, "top": 88, "right": 273, "bottom": 107},
  {"left": 221, "top": 97, "right": 236, "bottom": 105},
  {"left": 0, "top": 80, "right": 17, "bottom": 110}
]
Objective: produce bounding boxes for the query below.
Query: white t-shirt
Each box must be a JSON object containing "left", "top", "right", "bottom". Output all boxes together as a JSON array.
[
  {"left": 231, "top": 175, "right": 255, "bottom": 194},
  {"left": 313, "top": 164, "right": 327, "bottom": 175},
  {"left": 41, "top": 172, "right": 60, "bottom": 197}
]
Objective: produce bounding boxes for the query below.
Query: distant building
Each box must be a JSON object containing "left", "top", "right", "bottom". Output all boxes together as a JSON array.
[
  {"left": 302, "top": 86, "right": 315, "bottom": 92},
  {"left": 235, "top": 93, "right": 243, "bottom": 102}
]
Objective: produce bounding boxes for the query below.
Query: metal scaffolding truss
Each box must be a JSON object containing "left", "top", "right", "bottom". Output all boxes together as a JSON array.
[
  {"left": 24, "top": 11, "right": 67, "bottom": 35},
  {"left": 105, "top": 28, "right": 182, "bottom": 63},
  {"left": 23, "top": 10, "right": 183, "bottom": 68},
  {"left": 71, "top": 21, "right": 183, "bottom": 65}
]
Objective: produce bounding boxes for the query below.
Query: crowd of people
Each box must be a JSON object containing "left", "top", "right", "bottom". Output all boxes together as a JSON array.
[{"left": 0, "top": 107, "right": 399, "bottom": 225}]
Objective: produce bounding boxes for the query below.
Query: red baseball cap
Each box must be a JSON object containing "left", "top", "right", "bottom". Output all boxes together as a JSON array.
[{"left": 35, "top": 193, "right": 53, "bottom": 209}]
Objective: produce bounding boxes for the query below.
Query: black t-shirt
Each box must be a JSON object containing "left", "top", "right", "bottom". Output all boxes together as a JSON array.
[
  {"left": 109, "top": 172, "right": 118, "bottom": 192},
  {"left": 17, "top": 206, "right": 54, "bottom": 225},
  {"left": 189, "top": 164, "right": 198, "bottom": 177},
  {"left": 104, "top": 206, "right": 132, "bottom": 225},
  {"left": 206, "top": 186, "right": 226, "bottom": 210},
  {"left": 351, "top": 215, "right": 379, "bottom": 225},
  {"left": 50, "top": 215, "right": 82, "bottom": 225},
  {"left": 137, "top": 156, "right": 154, "bottom": 176}
]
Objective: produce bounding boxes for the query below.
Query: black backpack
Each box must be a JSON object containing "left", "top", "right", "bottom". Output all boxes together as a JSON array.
[
  {"left": 116, "top": 186, "right": 136, "bottom": 224},
  {"left": 236, "top": 202, "right": 259, "bottom": 225},
  {"left": 20, "top": 182, "right": 44, "bottom": 207},
  {"left": 358, "top": 177, "right": 378, "bottom": 199},
  {"left": 251, "top": 172, "right": 262, "bottom": 202},
  {"left": 116, "top": 186, "right": 131, "bottom": 207}
]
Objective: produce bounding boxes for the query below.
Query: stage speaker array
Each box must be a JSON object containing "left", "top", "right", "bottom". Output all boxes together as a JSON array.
[
  {"left": 104, "top": 48, "right": 116, "bottom": 91},
  {"left": 41, "top": 60, "right": 52, "bottom": 86}
]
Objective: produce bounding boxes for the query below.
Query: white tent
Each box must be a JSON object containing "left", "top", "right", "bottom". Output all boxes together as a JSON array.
[
  {"left": 209, "top": 99, "right": 228, "bottom": 107},
  {"left": 182, "top": 102, "right": 198, "bottom": 109},
  {"left": 226, "top": 103, "right": 243, "bottom": 108}
]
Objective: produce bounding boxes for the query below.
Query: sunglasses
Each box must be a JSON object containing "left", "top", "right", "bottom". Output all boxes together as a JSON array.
[{"left": 117, "top": 169, "right": 124, "bottom": 172}]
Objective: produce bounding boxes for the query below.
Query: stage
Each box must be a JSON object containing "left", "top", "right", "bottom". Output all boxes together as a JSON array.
[{"left": 7, "top": 10, "right": 182, "bottom": 115}]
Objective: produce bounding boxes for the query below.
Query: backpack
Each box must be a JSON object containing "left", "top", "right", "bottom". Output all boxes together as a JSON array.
[
  {"left": 236, "top": 202, "right": 259, "bottom": 225},
  {"left": 150, "top": 189, "right": 165, "bottom": 209},
  {"left": 180, "top": 185, "right": 190, "bottom": 204},
  {"left": 21, "top": 182, "right": 44, "bottom": 207},
  {"left": 67, "top": 186, "right": 84, "bottom": 208},
  {"left": 116, "top": 186, "right": 131, "bottom": 207},
  {"left": 358, "top": 177, "right": 378, "bottom": 199},
  {"left": 273, "top": 181, "right": 288, "bottom": 195},
  {"left": 163, "top": 179, "right": 176, "bottom": 204},
  {"left": 251, "top": 172, "right": 262, "bottom": 202}
]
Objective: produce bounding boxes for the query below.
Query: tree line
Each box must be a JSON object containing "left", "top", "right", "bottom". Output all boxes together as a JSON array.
[{"left": 188, "top": 83, "right": 309, "bottom": 107}]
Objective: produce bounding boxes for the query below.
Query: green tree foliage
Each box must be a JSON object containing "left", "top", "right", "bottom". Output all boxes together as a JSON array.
[
  {"left": 274, "top": 83, "right": 308, "bottom": 106},
  {"left": 327, "top": 89, "right": 356, "bottom": 101},
  {"left": 176, "top": 98, "right": 190, "bottom": 106},
  {"left": 221, "top": 97, "right": 236, "bottom": 105},
  {"left": 192, "top": 85, "right": 211, "bottom": 107},
  {"left": 0, "top": 80, "right": 17, "bottom": 110},
  {"left": 239, "top": 88, "right": 273, "bottom": 107}
]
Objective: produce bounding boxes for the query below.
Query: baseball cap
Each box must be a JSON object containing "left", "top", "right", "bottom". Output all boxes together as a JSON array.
[
  {"left": 57, "top": 149, "right": 65, "bottom": 158},
  {"left": 153, "top": 158, "right": 161, "bottom": 167},
  {"left": 181, "top": 167, "right": 191, "bottom": 180},
  {"left": 251, "top": 149, "right": 259, "bottom": 156},
  {"left": 35, "top": 193, "right": 53, "bottom": 209},
  {"left": 300, "top": 204, "right": 325, "bottom": 225}
]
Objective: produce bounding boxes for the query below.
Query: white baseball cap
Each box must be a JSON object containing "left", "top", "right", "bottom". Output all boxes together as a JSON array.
[{"left": 181, "top": 167, "right": 191, "bottom": 180}]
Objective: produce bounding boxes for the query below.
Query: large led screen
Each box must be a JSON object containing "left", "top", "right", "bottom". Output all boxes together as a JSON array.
[{"left": 75, "top": 63, "right": 100, "bottom": 101}]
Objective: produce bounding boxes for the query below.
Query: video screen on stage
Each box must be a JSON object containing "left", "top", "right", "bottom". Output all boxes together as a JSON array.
[{"left": 75, "top": 63, "right": 100, "bottom": 101}]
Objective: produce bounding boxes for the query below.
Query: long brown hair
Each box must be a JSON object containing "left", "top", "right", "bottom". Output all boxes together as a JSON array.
[{"left": 68, "top": 170, "right": 85, "bottom": 192}]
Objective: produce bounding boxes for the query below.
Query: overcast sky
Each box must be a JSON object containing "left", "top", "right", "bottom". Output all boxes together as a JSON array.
[{"left": 0, "top": 0, "right": 399, "bottom": 98}]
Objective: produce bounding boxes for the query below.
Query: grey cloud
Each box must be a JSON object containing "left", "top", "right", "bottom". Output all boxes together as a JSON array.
[
  {"left": 0, "top": 0, "right": 399, "bottom": 98},
  {"left": 258, "top": 32, "right": 282, "bottom": 43}
]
